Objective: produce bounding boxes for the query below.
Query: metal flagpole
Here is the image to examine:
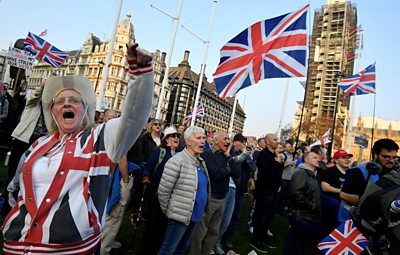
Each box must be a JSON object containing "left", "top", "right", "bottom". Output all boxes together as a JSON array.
[
  {"left": 96, "top": 0, "right": 123, "bottom": 111},
  {"left": 370, "top": 93, "right": 377, "bottom": 159},
  {"left": 154, "top": 0, "right": 184, "bottom": 119},
  {"left": 277, "top": 79, "right": 289, "bottom": 139},
  {"left": 228, "top": 95, "right": 237, "bottom": 136},
  {"left": 346, "top": 30, "right": 363, "bottom": 151},
  {"left": 188, "top": 0, "right": 217, "bottom": 126}
]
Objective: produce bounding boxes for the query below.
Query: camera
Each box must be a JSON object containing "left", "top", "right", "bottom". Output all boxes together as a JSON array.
[{"left": 366, "top": 160, "right": 382, "bottom": 175}]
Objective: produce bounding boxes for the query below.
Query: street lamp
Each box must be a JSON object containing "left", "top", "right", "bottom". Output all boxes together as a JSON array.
[{"left": 94, "top": 60, "right": 105, "bottom": 93}]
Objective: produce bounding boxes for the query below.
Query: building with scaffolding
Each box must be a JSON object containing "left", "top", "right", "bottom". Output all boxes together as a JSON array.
[{"left": 300, "top": 0, "right": 358, "bottom": 150}]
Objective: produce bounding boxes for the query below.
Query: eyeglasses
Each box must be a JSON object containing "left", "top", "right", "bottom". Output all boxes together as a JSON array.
[
  {"left": 379, "top": 154, "right": 398, "bottom": 160},
  {"left": 53, "top": 96, "right": 83, "bottom": 106},
  {"left": 153, "top": 123, "right": 161, "bottom": 126},
  {"left": 169, "top": 134, "right": 179, "bottom": 138}
]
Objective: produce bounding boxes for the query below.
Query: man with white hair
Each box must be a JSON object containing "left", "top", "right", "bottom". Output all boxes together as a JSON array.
[{"left": 189, "top": 131, "right": 241, "bottom": 255}]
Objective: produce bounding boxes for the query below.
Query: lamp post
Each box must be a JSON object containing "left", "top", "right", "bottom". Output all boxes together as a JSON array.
[{"left": 94, "top": 60, "right": 105, "bottom": 93}]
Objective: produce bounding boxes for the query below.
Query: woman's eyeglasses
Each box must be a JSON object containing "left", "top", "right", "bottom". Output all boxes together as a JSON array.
[
  {"left": 169, "top": 134, "right": 179, "bottom": 138},
  {"left": 53, "top": 96, "right": 83, "bottom": 106},
  {"left": 153, "top": 123, "right": 161, "bottom": 126}
]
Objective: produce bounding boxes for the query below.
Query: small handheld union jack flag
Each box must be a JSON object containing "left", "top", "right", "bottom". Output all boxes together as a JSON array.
[
  {"left": 338, "top": 63, "right": 376, "bottom": 96},
  {"left": 24, "top": 32, "right": 68, "bottom": 68},
  {"left": 213, "top": 5, "right": 309, "bottom": 100},
  {"left": 184, "top": 104, "right": 205, "bottom": 124},
  {"left": 318, "top": 219, "right": 369, "bottom": 255}
]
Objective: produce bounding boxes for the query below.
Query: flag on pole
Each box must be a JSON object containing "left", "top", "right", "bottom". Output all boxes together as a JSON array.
[
  {"left": 318, "top": 219, "right": 368, "bottom": 255},
  {"left": 184, "top": 104, "right": 205, "bottom": 123},
  {"left": 39, "top": 29, "right": 48, "bottom": 37},
  {"left": 310, "top": 129, "right": 331, "bottom": 147},
  {"left": 338, "top": 63, "right": 376, "bottom": 96},
  {"left": 299, "top": 80, "right": 306, "bottom": 89},
  {"left": 24, "top": 32, "right": 68, "bottom": 68},
  {"left": 213, "top": 5, "right": 309, "bottom": 100}
]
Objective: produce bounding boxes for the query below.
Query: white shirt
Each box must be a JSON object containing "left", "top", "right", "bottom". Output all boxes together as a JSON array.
[{"left": 32, "top": 152, "right": 63, "bottom": 207}]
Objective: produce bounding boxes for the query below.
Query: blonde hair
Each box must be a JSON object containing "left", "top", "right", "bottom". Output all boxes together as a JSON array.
[{"left": 146, "top": 119, "right": 162, "bottom": 133}]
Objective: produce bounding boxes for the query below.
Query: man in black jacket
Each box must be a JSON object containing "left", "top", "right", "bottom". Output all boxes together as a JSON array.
[
  {"left": 189, "top": 131, "right": 241, "bottom": 255},
  {"left": 284, "top": 151, "right": 321, "bottom": 255},
  {"left": 251, "top": 133, "right": 284, "bottom": 253}
]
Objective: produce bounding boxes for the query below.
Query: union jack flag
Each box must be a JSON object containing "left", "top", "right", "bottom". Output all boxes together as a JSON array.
[
  {"left": 184, "top": 104, "right": 205, "bottom": 123},
  {"left": 24, "top": 32, "right": 68, "bottom": 68},
  {"left": 213, "top": 5, "right": 309, "bottom": 100},
  {"left": 338, "top": 63, "right": 376, "bottom": 96},
  {"left": 318, "top": 219, "right": 368, "bottom": 255}
]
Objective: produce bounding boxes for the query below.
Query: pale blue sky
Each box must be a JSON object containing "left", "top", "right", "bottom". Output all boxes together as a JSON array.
[{"left": 0, "top": 0, "right": 398, "bottom": 136}]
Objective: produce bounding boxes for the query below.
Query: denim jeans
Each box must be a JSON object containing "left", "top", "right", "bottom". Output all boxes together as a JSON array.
[
  {"left": 157, "top": 219, "right": 197, "bottom": 255},
  {"left": 215, "top": 187, "right": 236, "bottom": 245},
  {"left": 252, "top": 190, "right": 277, "bottom": 243},
  {"left": 224, "top": 193, "right": 244, "bottom": 242},
  {"left": 283, "top": 214, "right": 319, "bottom": 255},
  {"left": 276, "top": 179, "right": 291, "bottom": 214}
]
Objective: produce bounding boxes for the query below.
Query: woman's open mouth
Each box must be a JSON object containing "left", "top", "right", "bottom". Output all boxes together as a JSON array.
[{"left": 63, "top": 111, "right": 75, "bottom": 120}]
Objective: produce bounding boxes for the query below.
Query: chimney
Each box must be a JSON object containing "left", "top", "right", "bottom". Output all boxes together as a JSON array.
[
  {"left": 183, "top": 50, "right": 190, "bottom": 62},
  {"left": 161, "top": 52, "right": 166, "bottom": 63}
]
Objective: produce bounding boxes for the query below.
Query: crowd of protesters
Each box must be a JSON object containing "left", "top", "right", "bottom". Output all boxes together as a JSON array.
[{"left": 0, "top": 44, "right": 400, "bottom": 255}]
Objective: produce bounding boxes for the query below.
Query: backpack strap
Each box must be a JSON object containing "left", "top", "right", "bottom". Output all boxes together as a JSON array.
[
  {"left": 152, "top": 147, "right": 166, "bottom": 179},
  {"left": 357, "top": 163, "right": 379, "bottom": 184}
]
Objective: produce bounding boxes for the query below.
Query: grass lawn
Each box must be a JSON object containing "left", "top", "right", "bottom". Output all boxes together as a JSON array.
[{"left": 0, "top": 149, "right": 290, "bottom": 255}]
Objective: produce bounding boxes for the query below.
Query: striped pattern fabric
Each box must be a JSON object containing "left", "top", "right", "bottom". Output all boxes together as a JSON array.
[
  {"left": 127, "top": 58, "right": 153, "bottom": 76},
  {"left": 2, "top": 126, "right": 114, "bottom": 254},
  {"left": 2, "top": 54, "right": 154, "bottom": 255}
]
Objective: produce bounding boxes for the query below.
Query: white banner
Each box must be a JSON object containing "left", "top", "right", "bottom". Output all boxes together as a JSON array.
[{"left": 6, "top": 47, "right": 35, "bottom": 70}]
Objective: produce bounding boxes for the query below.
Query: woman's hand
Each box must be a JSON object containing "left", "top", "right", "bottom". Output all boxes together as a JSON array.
[{"left": 126, "top": 43, "right": 152, "bottom": 67}]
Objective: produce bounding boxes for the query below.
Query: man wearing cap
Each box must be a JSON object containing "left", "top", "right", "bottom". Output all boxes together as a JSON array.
[
  {"left": 216, "top": 134, "right": 255, "bottom": 253},
  {"left": 189, "top": 131, "right": 240, "bottom": 255},
  {"left": 320, "top": 149, "right": 352, "bottom": 237}
]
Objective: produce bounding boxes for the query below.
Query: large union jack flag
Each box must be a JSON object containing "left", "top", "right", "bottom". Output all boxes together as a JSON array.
[
  {"left": 318, "top": 219, "right": 369, "bottom": 255},
  {"left": 24, "top": 32, "right": 68, "bottom": 68},
  {"left": 213, "top": 5, "right": 309, "bottom": 100},
  {"left": 338, "top": 63, "right": 376, "bottom": 96},
  {"left": 184, "top": 104, "right": 205, "bottom": 123}
]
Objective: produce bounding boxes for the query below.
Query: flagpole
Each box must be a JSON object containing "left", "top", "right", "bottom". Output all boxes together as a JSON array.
[
  {"left": 346, "top": 30, "right": 363, "bottom": 151},
  {"left": 370, "top": 93, "right": 377, "bottom": 159},
  {"left": 96, "top": 0, "right": 123, "bottom": 111},
  {"left": 277, "top": 79, "right": 289, "bottom": 139},
  {"left": 189, "top": 0, "right": 217, "bottom": 126},
  {"left": 228, "top": 95, "right": 237, "bottom": 136},
  {"left": 154, "top": 0, "right": 184, "bottom": 120}
]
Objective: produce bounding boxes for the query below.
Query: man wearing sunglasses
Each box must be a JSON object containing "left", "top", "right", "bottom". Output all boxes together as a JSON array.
[{"left": 339, "top": 139, "right": 399, "bottom": 223}]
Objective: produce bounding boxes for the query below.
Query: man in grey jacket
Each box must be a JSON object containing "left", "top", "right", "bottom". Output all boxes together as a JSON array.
[{"left": 284, "top": 151, "right": 321, "bottom": 255}]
